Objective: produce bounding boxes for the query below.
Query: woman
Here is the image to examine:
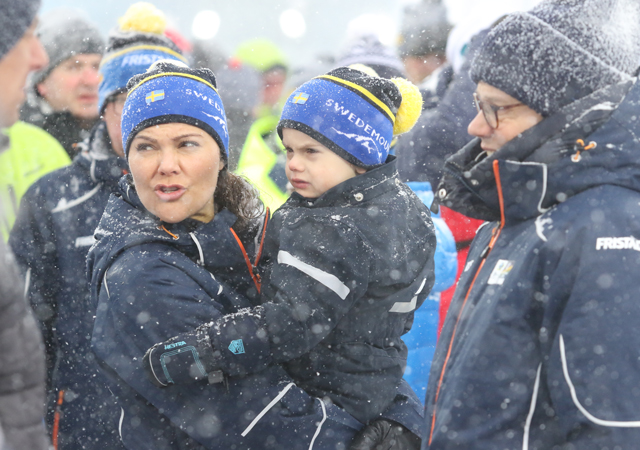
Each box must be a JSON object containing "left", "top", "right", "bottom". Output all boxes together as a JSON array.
[{"left": 88, "top": 61, "right": 422, "bottom": 450}]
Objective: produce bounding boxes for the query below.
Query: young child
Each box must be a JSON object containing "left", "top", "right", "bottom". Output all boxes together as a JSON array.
[{"left": 143, "top": 67, "right": 436, "bottom": 424}]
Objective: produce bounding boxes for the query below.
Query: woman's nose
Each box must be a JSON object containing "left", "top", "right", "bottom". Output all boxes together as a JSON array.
[{"left": 158, "top": 150, "right": 180, "bottom": 175}]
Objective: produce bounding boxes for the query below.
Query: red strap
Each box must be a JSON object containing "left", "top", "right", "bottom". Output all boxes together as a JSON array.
[
  {"left": 52, "top": 390, "right": 65, "bottom": 450},
  {"left": 230, "top": 228, "right": 261, "bottom": 292}
]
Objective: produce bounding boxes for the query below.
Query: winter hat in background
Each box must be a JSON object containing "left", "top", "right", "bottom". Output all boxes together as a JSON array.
[
  {"left": 0, "top": 0, "right": 40, "bottom": 61},
  {"left": 398, "top": 0, "right": 452, "bottom": 58},
  {"left": 234, "top": 38, "right": 288, "bottom": 74},
  {"left": 277, "top": 67, "right": 422, "bottom": 168},
  {"left": 121, "top": 60, "right": 229, "bottom": 159},
  {"left": 31, "top": 8, "right": 104, "bottom": 85},
  {"left": 337, "top": 34, "right": 406, "bottom": 80},
  {"left": 471, "top": 0, "right": 640, "bottom": 117},
  {"left": 98, "top": 2, "right": 187, "bottom": 113}
]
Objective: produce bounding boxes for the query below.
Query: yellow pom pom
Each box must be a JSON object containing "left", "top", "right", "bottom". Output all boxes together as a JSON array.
[
  {"left": 118, "top": 2, "right": 167, "bottom": 35},
  {"left": 391, "top": 77, "right": 423, "bottom": 135}
]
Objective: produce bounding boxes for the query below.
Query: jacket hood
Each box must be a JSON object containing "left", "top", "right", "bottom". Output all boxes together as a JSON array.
[
  {"left": 74, "top": 121, "right": 129, "bottom": 187},
  {"left": 87, "top": 175, "right": 251, "bottom": 299},
  {"left": 436, "top": 78, "right": 640, "bottom": 222}
]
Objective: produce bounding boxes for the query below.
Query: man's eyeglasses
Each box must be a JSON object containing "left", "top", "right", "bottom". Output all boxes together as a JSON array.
[
  {"left": 108, "top": 93, "right": 127, "bottom": 115},
  {"left": 473, "top": 92, "right": 525, "bottom": 129}
]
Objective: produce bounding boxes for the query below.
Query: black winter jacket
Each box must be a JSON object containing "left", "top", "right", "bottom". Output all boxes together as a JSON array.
[
  {"left": 9, "top": 122, "right": 127, "bottom": 449},
  {"left": 425, "top": 79, "right": 640, "bottom": 449},
  {"left": 196, "top": 157, "right": 436, "bottom": 423},
  {"left": 87, "top": 175, "right": 426, "bottom": 449}
]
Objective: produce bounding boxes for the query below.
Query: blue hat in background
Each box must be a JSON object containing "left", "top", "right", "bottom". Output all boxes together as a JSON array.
[
  {"left": 98, "top": 2, "right": 188, "bottom": 113},
  {"left": 121, "top": 60, "right": 229, "bottom": 159}
]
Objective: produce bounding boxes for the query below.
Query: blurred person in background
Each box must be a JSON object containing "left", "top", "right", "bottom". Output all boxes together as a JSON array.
[
  {"left": 0, "top": 119, "right": 69, "bottom": 241},
  {"left": 0, "top": 0, "right": 50, "bottom": 448},
  {"left": 234, "top": 38, "right": 290, "bottom": 211},
  {"left": 20, "top": 8, "right": 104, "bottom": 159},
  {"left": 9, "top": 3, "right": 187, "bottom": 449},
  {"left": 192, "top": 40, "right": 262, "bottom": 171},
  {"left": 427, "top": 0, "right": 640, "bottom": 447},
  {"left": 398, "top": 0, "right": 451, "bottom": 87}
]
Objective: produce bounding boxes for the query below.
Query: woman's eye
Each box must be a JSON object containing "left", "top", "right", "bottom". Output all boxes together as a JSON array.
[
  {"left": 135, "top": 143, "right": 153, "bottom": 152},
  {"left": 180, "top": 140, "right": 199, "bottom": 148}
]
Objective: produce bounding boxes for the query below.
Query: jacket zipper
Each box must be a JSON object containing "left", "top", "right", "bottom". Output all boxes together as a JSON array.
[{"left": 428, "top": 160, "right": 506, "bottom": 445}]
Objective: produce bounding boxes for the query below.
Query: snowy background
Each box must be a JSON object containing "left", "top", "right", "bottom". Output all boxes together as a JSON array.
[{"left": 39, "top": 0, "right": 542, "bottom": 67}]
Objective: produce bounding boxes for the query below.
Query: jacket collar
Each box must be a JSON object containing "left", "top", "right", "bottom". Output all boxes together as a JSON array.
[
  {"left": 74, "top": 121, "right": 128, "bottom": 186},
  {"left": 436, "top": 79, "right": 637, "bottom": 222}
]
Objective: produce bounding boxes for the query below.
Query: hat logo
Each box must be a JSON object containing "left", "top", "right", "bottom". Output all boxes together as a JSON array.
[
  {"left": 146, "top": 90, "right": 165, "bottom": 104},
  {"left": 292, "top": 92, "right": 309, "bottom": 104}
]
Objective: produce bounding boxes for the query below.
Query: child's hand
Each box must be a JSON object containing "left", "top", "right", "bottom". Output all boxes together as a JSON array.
[{"left": 348, "top": 419, "right": 421, "bottom": 450}]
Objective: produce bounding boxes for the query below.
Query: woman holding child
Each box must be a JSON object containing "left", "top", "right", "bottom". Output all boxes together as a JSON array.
[{"left": 88, "top": 60, "right": 432, "bottom": 449}]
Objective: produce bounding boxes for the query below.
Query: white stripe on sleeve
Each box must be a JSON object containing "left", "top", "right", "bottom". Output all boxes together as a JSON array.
[{"left": 277, "top": 250, "right": 350, "bottom": 300}]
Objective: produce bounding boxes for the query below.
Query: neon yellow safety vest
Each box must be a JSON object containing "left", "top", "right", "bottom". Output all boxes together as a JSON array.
[
  {"left": 0, "top": 121, "right": 70, "bottom": 240},
  {"left": 235, "top": 115, "right": 289, "bottom": 213}
]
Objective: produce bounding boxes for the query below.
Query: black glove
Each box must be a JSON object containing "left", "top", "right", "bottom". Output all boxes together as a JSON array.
[
  {"left": 142, "top": 325, "right": 224, "bottom": 387},
  {"left": 349, "top": 419, "right": 421, "bottom": 450}
]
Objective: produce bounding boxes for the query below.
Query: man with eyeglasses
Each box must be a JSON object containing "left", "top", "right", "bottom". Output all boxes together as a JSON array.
[
  {"left": 9, "top": 4, "right": 187, "bottom": 448},
  {"left": 424, "top": 0, "right": 640, "bottom": 449}
]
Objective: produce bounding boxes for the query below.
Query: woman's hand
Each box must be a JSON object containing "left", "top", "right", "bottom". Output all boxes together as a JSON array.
[
  {"left": 348, "top": 419, "right": 421, "bottom": 450},
  {"left": 142, "top": 326, "right": 222, "bottom": 387}
]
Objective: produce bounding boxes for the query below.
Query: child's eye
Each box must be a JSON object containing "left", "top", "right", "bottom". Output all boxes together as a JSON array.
[{"left": 306, "top": 147, "right": 319, "bottom": 154}]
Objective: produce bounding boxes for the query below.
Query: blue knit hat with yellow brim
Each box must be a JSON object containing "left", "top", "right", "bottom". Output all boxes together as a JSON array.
[
  {"left": 277, "top": 66, "right": 422, "bottom": 169},
  {"left": 121, "top": 60, "right": 229, "bottom": 159},
  {"left": 98, "top": 2, "right": 188, "bottom": 113}
]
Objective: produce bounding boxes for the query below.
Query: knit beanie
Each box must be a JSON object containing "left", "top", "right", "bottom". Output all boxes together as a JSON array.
[
  {"left": 0, "top": 0, "right": 40, "bottom": 61},
  {"left": 471, "top": 0, "right": 640, "bottom": 117},
  {"left": 98, "top": 2, "right": 187, "bottom": 113},
  {"left": 31, "top": 8, "right": 104, "bottom": 86},
  {"left": 337, "top": 34, "right": 406, "bottom": 80},
  {"left": 277, "top": 67, "right": 422, "bottom": 168},
  {"left": 399, "top": 0, "right": 451, "bottom": 58},
  {"left": 121, "top": 60, "right": 229, "bottom": 159}
]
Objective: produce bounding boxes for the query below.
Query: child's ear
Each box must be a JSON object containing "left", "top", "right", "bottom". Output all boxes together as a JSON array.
[{"left": 354, "top": 166, "right": 367, "bottom": 175}]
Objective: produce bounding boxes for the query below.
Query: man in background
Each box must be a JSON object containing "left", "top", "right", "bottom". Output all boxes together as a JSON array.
[{"left": 20, "top": 9, "right": 104, "bottom": 158}]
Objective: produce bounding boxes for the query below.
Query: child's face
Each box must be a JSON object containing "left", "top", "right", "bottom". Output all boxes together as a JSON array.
[{"left": 283, "top": 128, "right": 366, "bottom": 198}]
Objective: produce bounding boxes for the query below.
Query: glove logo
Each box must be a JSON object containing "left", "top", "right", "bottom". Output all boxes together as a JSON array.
[{"left": 228, "top": 339, "right": 245, "bottom": 355}]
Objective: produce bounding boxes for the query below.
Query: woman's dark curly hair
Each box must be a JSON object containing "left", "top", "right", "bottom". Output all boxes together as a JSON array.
[{"left": 214, "top": 166, "right": 265, "bottom": 231}]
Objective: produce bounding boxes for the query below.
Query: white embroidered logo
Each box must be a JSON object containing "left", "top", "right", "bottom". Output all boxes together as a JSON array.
[
  {"left": 487, "top": 260, "right": 514, "bottom": 285},
  {"left": 595, "top": 236, "right": 640, "bottom": 251}
]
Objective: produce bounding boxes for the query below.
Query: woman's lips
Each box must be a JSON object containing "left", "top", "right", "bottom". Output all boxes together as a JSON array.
[{"left": 154, "top": 185, "right": 186, "bottom": 201}]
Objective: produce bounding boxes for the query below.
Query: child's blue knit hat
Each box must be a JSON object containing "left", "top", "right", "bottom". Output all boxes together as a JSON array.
[
  {"left": 277, "top": 66, "right": 422, "bottom": 168},
  {"left": 98, "top": 2, "right": 188, "bottom": 113},
  {"left": 121, "top": 60, "right": 229, "bottom": 159}
]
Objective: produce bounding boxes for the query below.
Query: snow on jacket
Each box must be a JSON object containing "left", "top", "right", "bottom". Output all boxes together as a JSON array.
[
  {"left": 193, "top": 157, "right": 436, "bottom": 424},
  {"left": 0, "top": 240, "right": 48, "bottom": 450},
  {"left": 425, "top": 78, "right": 640, "bottom": 449},
  {"left": 87, "top": 174, "right": 426, "bottom": 450},
  {"left": 9, "top": 122, "right": 127, "bottom": 449}
]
